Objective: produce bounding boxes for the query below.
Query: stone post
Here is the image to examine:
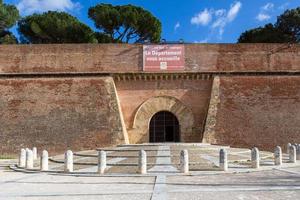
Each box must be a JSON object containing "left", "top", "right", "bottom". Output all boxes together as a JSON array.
[
  {"left": 25, "top": 149, "right": 34, "bottom": 169},
  {"left": 32, "top": 147, "right": 37, "bottom": 160},
  {"left": 138, "top": 150, "right": 147, "bottom": 174},
  {"left": 219, "top": 149, "right": 228, "bottom": 171},
  {"left": 41, "top": 150, "right": 49, "bottom": 171},
  {"left": 180, "top": 149, "right": 189, "bottom": 173},
  {"left": 297, "top": 144, "right": 300, "bottom": 160},
  {"left": 274, "top": 146, "right": 282, "bottom": 166},
  {"left": 287, "top": 143, "right": 291, "bottom": 154},
  {"left": 251, "top": 147, "right": 260, "bottom": 169},
  {"left": 19, "top": 148, "right": 26, "bottom": 168},
  {"left": 64, "top": 150, "right": 73, "bottom": 173},
  {"left": 98, "top": 150, "right": 106, "bottom": 174},
  {"left": 289, "top": 145, "right": 296, "bottom": 163}
]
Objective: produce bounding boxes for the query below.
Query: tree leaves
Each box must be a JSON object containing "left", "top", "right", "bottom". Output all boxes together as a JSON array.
[
  {"left": 0, "top": 1, "right": 19, "bottom": 44},
  {"left": 88, "top": 3, "right": 162, "bottom": 43},
  {"left": 238, "top": 7, "right": 300, "bottom": 43},
  {"left": 18, "top": 11, "right": 98, "bottom": 44}
]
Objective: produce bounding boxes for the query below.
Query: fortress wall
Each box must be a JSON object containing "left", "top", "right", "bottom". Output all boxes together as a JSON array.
[
  {"left": 0, "top": 77, "right": 126, "bottom": 155},
  {"left": 208, "top": 76, "right": 300, "bottom": 151},
  {"left": 0, "top": 44, "right": 300, "bottom": 73},
  {"left": 115, "top": 78, "right": 213, "bottom": 143}
]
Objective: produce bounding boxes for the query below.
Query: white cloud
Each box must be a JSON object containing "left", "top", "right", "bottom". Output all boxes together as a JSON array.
[
  {"left": 256, "top": 13, "right": 271, "bottom": 21},
  {"left": 211, "top": 1, "right": 242, "bottom": 38},
  {"left": 262, "top": 3, "right": 274, "bottom": 11},
  {"left": 191, "top": 1, "right": 242, "bottom": 40},
  {"left": 174, "top": 22, "right": 180, "bottom": 31},
  {"left": 227, "top": 1, "right": 242, "bottom": 22},
  {"left": 17, "top": 0, "right": 81, "bottom": 15},
  {"left": 215, "top": 9, "right": 226, "bottom": 17},
  {"left": 191, "top": 9, "right": 212, "bottom": 26},
  {"left": 256, "top": 3, "right": 274, "bottom": 22}
]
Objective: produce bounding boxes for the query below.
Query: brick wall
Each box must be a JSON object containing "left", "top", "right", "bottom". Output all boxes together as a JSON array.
[
  {"left": 207, "top": 76, "right": 300, "bottom": 151},
  {"left": 0, "top": 77, "right": 126, "bottom": 155},
  {"left": 115, "top": 78, "right": 213, "bottom": 143},
  {"left": 0, "top": 44, "right": 300, "bottom": 73}
]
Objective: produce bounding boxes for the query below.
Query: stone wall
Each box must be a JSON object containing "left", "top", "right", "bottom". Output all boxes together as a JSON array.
[
  {"left": 0, "top": 77, "right": 127, "bottom": 155},
  {"left": 204, "top": 76, "right": 300, "bottom": 151},
  {"left": 0, "top": 44, "right": 300, "bottom": 73}
]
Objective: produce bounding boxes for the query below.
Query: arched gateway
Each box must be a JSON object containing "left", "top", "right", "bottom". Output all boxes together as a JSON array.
[
  {"left": 132, "top": 96, "right": 194, "bottom": 143},
  {"left": 149, "top": 111, "right": 180, "bottom": 143}
]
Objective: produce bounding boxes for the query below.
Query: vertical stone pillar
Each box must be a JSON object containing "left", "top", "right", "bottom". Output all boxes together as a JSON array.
[
  {"left": 251, "top": 147, "right": 260, "bottom": 169},
  {"left": 274, "top": 146, "right": 282, "bottom": 166},
  {"left": 138, "top": 150, "right": 147, "bottom": 174},
  {"left": 19, "top": 148, "right": 26, "bottom": 168},
  {"left": 296, "top": 144, "right": 300, "bottom": 160},
  {"left": 287, "top": 143, "right": 292, "bottom": 154},
  {"left": 64, "top": 150, "right": 73, "bottom": 173},
  {"left": 32, "top": 147, "right": 37, "bottom": 160},
  {"left": 25, "top": 149, "right": 34, "bottom": 169},
  {"left": 41, "top": 150, "right": 49, "bottom": 171},
  {"left": 98, "top": 151, "right": 106, "bottom": 174},
  {"left": 219, "top": 149, "right": 228, "bottom": 171},
  {"left": 180, "top": 150, "right": 189, "bottom": 173},
  {"left": 289, "top": 145, "right": 296, "bottom": 163}
]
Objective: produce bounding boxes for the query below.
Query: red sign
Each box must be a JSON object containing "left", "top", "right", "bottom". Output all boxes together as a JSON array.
[{"left": 143, "top": 45, "right": 185, "bottom": 71}]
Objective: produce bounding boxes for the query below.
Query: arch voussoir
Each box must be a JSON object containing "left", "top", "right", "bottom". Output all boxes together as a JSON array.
[{"left": 131, "top": 96, "right": 195, "bottom": 143}]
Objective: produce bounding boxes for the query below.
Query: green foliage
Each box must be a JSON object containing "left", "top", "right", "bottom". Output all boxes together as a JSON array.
[
  {"left": 276, "top": 7, "right": 300, "bottom": 42},
  {"left": 88, "top": 4, "right": 162, "bottom": 43},
  {"left": 238, "top": 24, "right": 291, "bottom": 43},
  {"left": 238, "top": 7, "right": 300, "bottom": 43},
  {"left": 18, "top": 11, "right": 98, "bottom": 44},
  {"left": 0, "top": 0, "right": 19, "bottom": 44},
  {"left": 0, "top": 31, "right": 17, "bottom": 44}
]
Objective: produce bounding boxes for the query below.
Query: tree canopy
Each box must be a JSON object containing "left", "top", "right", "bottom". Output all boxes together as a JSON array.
[
  {"left": 18, "top": 11, "right": 98, "bottom": 44},
  {"left": 88, "top": 4, "right": 162, "bottom": 43},
  {"left": 0, "top": 0, "right": 19, "bottom": 44},
  {"left": 238, "top": 7, "right": 300, "bottom": 43}
]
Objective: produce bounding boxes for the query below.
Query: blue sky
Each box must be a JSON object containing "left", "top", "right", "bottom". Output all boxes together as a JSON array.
[{"left": 4, "top": 0, "right": 300, "bottom": 43}]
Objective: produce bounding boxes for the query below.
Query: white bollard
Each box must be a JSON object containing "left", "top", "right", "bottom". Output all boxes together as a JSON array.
[
  {"left": 138, "top": 150, "right": 147, "bottom": 174},
  {"left": 274, "top": 146, "right": 282, "bottom": 166},
  {"left": 180, "top": 149, "right": 189, "bottom": 173},
  {"left": 64, "top": 150, "right": 73, "bottom": 172},
  {"left": 289, "top": 145, "right": 296, "bottom": 163},
  {"left": 251, "top": 147, "right": 260, "bottom": 169},
  {"left": 98, "top": 150, "right": 106, "bottom": 174},
  {"left": 287, "top": 143, "right": 292, "bottom": 154},
  {"left": 32, "top": 147, "right": 37, "bottom": 160},
  {"left": 40, "top": 150, "right": 49, "bottom": 171},
  {"left": 19, "top": 148, "right": 26, "bottom": 168},
  {"left": 220, "top": 149, "right": 228, "bottom": 171},
  {"left": 25, "top": 149, "right": 34, "bottom": 169}
]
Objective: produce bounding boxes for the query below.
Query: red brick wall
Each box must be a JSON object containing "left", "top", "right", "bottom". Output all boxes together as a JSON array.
[
  {"left": 0, "top": 44, "right": 300, "bottom": 73},
  {"left": 115, "top": 78, "right": 213, "bottom": 143},
  {"left": 0, "top": 77, "right": 126, "bottom": 155},
  {"left": 213, "top": 76, "right": 300, "bottom": 150}
]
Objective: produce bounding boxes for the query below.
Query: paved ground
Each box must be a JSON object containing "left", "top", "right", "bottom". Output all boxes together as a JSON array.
[{"left": 1, "top": 143, "right": 300, "bottom": 200}]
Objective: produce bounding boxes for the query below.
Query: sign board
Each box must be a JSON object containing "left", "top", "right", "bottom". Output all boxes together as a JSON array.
[{"left": 143, "top": 45, "right": 185, "bottom": 71}]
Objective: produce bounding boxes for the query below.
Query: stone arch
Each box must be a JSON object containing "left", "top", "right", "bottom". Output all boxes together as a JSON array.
[{"left": 131, "top": 96, "right": 194, "bottom": 143}]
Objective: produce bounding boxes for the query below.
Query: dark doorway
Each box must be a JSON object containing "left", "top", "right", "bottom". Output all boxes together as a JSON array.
[{"left": 149, "top": 111, "right": 180, "bottom": 143}]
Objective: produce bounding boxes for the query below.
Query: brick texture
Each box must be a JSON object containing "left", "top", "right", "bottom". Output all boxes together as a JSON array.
[
  {"left": 0, "top": 44, "right": 300, "bottom": 73},
  {"left": 0, "top": 77, "right": 126, "bottom": 155},
  {"left": 210, "top": 76, "right": 300, "bottom": 150}
]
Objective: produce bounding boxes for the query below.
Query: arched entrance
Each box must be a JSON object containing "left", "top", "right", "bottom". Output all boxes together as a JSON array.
[{"left": 149, "top": 111, "right": 180, "bottom": 143}]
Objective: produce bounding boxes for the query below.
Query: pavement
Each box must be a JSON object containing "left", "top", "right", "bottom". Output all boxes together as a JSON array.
[{"left": 1, "top": 143, "right": 300, "bottom": 200}]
